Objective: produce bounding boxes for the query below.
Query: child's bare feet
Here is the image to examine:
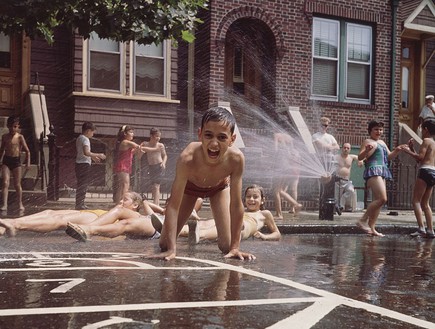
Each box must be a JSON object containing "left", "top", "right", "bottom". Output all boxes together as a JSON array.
[
  {"left": 369, "top": 228, "right": 384, "bottom": 237},
  {"left": 0, "top": 205, "right": 7, "bottom": 212},
  {"left": 19, "top": 204, "right": 25, "bottom": 212},
  {"left": 275, "top": 213, "right": 283, "bottom": 220},
  {"left": 0, "top": 219, "right": 17, "bottom": 237},
  {"left": 188, "top": 209, "right": 200, "bottom": 221},
  {"left": 356, "top": 219, "right": 371, "bottom": 234},
  {"left": 294, "top": 204, "right": 303, "bottom": 214}
]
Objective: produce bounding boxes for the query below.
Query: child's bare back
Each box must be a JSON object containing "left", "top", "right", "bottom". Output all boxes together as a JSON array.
[{"left": 420, "top": 138, "right": 435, "bottom": 166}]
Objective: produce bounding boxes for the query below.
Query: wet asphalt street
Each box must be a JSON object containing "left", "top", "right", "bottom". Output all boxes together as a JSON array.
[{"left": 0, "top": 230, "right": 433, "bottom": 328}]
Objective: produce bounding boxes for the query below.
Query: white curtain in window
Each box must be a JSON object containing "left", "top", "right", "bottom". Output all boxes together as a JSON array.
[{"left": 0, "top": 32, "right": 10, "bottom": 52}]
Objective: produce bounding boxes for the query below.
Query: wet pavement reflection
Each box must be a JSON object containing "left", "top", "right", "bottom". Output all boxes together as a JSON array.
[{"left": 0, "top": 233, "right": 433, "bottom": 328}]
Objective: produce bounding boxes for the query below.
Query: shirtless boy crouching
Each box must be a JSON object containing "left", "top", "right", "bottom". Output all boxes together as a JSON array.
[{"left": 156, "top": 106, "right": 255, "bottom": 261}]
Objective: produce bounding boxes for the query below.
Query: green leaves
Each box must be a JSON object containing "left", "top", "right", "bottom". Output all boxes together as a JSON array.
[{"left": 0, "top": 0, "right": 208, "bottom": 45}]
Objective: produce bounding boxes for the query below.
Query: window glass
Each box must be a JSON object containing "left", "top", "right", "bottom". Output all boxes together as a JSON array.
[
  {"left": 312, "top": 18, "right": 339, "bottom": 98},
  {"left": 401, "top": 67, "right": 409, "bottom": 108},
  {"left": 0, "top": 32, "right": 11, "bottom": 69},
  {"left": 88, "top": 32, "right": 121, "bottom": 91},
  {"left": 135, "top": 43, "right": 165, "bottom": 95},
  {"left": 346, "top": 24, "right": 371, "bottom": 100},
  {"left": 313, "top": 20, "right": 338, "bottom": 58},
  {"left": 312, "top": 18, "right": 372, "bottom": 104}
]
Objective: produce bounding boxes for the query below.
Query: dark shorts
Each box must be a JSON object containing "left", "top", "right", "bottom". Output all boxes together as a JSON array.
[
  {"left": 184, "top": 178, "right": 229, "bottom": 199},
  {"left": 2, "top": 156, "right": 21, "bottom": 171},
  {"left": 149, "top": 163, "right": 164, "bottom": 185},
  {"left": 418, "top": 167, "right": 435, "bottom": 187}
]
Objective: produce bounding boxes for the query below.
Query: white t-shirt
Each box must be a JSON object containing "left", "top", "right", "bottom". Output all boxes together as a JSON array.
[
  {"left": 76, "top": 134, "right": 91, "bottom": 164},
  {"left": 419, "top": 105, "right": 435, "bottom": 120},
  {"left": 312, "top": 132, "right": 338, "bottom": 154}
]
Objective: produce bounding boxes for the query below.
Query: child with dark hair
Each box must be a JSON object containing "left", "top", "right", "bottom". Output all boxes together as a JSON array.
[
  {"left": 184, "top": 184, "right": 281, "bottom": 243},
  {"left": 404, "top": 118, "right": 435, "bottom": 239},
  {"left": 75, "top": 122, "right": 106, "bottom": 210},
  {"left": 155, "top": 106, "right": 254, "bottom": 260},
  {"left": 0, "top": 116, "right": 31, "bottom": 211},
  {"left": 139, "top": 127, "right": 167, "bottom": 205},
  {"left": 113, "top": 125, "right": 158, "bottom": 204},
  {"left": 356, "top": 120, "right": 406, "bottom": 236}
]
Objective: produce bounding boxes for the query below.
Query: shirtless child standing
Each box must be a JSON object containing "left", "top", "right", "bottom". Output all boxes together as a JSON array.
[
  {"left": 335, "top": 143, "right": 363, "bottom": 212},
  {"left": 404, "top": 119, "right": 435, "bottom": 239},
  {"left": 140, "top": 128, "right": 167, "bottom": 205},
  {"left": 155, "top": 106, "right": 255, "bottom": 260},
  {"left": 0, "top": 116, "right": 30, "bottom": 211}
]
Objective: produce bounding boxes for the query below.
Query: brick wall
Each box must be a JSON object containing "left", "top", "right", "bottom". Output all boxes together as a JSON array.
[{"left": 197, "top": 0, "right": 401, "bottom": 147}]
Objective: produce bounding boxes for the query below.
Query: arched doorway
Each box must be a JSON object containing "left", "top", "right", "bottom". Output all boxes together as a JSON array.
[{"left": 224, "top": 18, "right": 277, "bottom": 129}]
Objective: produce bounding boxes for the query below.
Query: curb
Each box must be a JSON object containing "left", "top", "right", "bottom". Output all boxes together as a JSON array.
[{"left": 276, "top": 224, "right": 416, "bottom": 235}]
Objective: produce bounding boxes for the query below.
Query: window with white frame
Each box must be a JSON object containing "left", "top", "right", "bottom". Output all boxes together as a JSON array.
[
  {"left": 87, "top": 33, "right": 168, "bottom": 96},
  {"left": 88, "top": 32, "right": 121, "bottom": 91},
  {"left": 312, "top": 17, "right": 373, "bottom": 104},
  {"left": 134, "top": 42, "right": 165, "bottom": 95}
]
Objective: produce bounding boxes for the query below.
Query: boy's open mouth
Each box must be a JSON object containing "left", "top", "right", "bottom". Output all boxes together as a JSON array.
[{"left": 208, "top": 149, "right": 219, "bottom": 158}]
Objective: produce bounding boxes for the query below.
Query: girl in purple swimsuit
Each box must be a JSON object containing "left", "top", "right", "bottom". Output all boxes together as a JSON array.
[{"left": 357, "top": 120, "right": 406, "bottom": 236}]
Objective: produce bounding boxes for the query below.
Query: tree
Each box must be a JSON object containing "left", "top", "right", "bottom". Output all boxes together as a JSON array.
[{"left": 0, "top": 0, "right": 208, "bottom": 44}]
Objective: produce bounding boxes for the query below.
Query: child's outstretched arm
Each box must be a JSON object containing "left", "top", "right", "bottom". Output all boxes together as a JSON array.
[
  {"left": 153, "top": 157, "right": 188, "bottom": 261},
  {"left": 253, "top": 210, "right": 281, "bottom": 241}
]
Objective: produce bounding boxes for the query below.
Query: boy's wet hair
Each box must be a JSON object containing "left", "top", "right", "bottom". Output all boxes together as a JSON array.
[
  {"left": 244, "top": 184, "right": 266, "bottom": 210},
  {"left": 150, "top": 127, "right": 161, "bottom": 136},
  {"left": 201, "top": 107, "right": 236, "bottom": 134},
  {"left": 422, "top": 118, "right": 435, "bottom": 135},
  {"left": 367, "top": 120, "right": 384, "bottom": 134},
  {"left": 126, "top": 191, "right": 143, "bottom": 212},
  {"left": 82, "top": 121, "right": 96, "bottom": 132},
  {"left": 6, "top": 115, "right": 20, "bottom": 127}
]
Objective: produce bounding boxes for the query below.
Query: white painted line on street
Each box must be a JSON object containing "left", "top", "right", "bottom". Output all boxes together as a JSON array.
[
  {"left": 266, "top": 299, "right": 341, "bottom": 329},
  {"left": 0, "top": 297, "right": 320, "bottom": 316},
  {"left": 0, "top": 252, "right": 432, "bottom": 329},
  {"left": 179, "top": 257, "right": 435, "bottom": 329}
]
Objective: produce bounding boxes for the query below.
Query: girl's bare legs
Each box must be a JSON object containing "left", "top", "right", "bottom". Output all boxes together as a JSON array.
[
  {"left": 0, "top": 211, "right": 96, "bottom": 236},
  {"left": 114, "top": 172, "right": 129, "bottom": 204},
  {"left": 89, "top": 206, "right": 140, "bottom": 226},
  {"left": 288, "top": 177, "right": 299, "bottom": 213},
  {"left": 1, "top": 166, "right": 10, "bottom": 211},
  {"left": 273, "top": 180, "right": 283, "bottom": 219},
  {"left": 279, "top": 189, "right": 302, "bottom": 214},
  {"left": 358, "top": 176, "right": 387, "bottom": 236},
  {"left": 80, "top": 217, "right": 156, "bottom": 239}
]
